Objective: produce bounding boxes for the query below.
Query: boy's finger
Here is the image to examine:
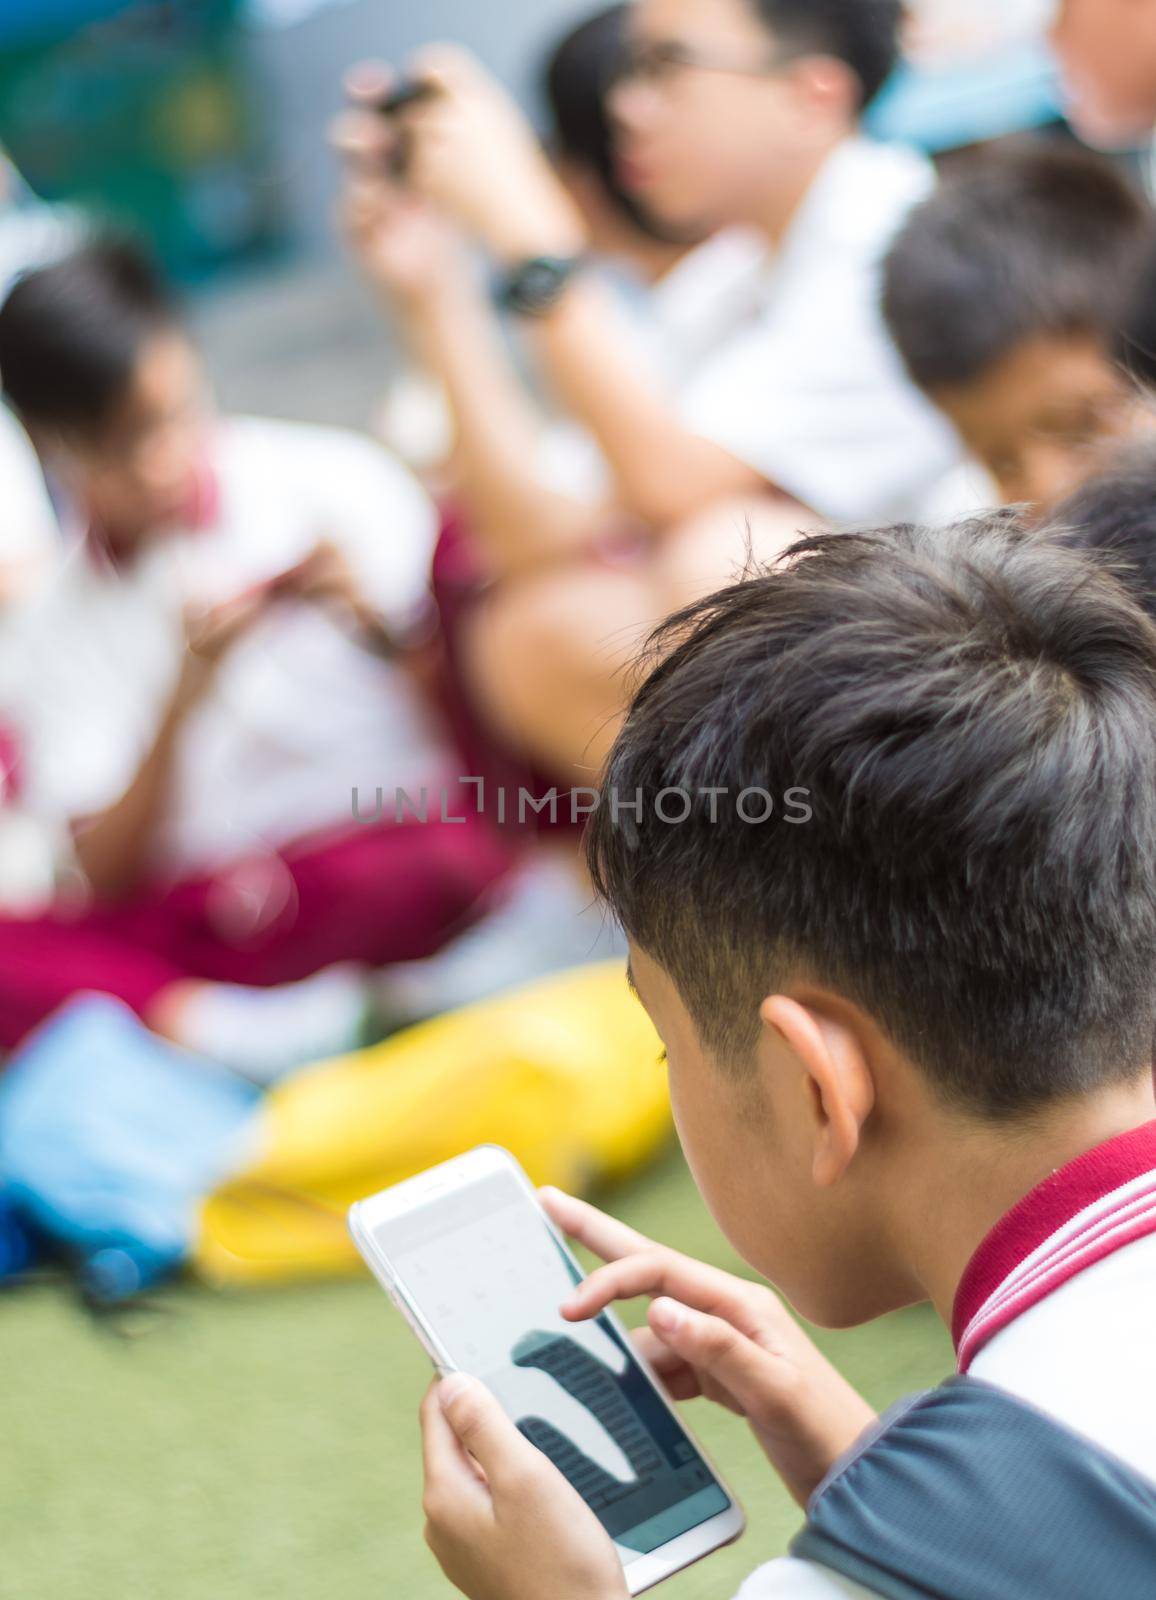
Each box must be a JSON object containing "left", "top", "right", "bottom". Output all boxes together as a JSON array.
[
  {"left": 647, "top": 1299, "right": 786, "bottom": 1425},
  {"left": 420, "top": 1385, "right": 488, "bottom": 1504},
  {"left": 329, "top": 109, "right": 395, "bottom": 164},
  {"left": 437, "top": 1375, "right": 541, "bottom": 1490},
  {"left": 539, "top": 1187, "right": 653, "bottom": 1263},
  {"left": 344, "top": 60, "right": 396, "bottom": 101},
  {"left": 409, "top": 42, "right": 485, "bottom": 92},
  {"left": 632, "top": 1327, "right": 702, "bottom": 1400},
  {"left": 562, "top": 1249, "right": 757, "bottom": 1329}
]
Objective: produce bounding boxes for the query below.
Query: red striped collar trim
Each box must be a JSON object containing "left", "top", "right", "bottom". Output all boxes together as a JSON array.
[{"left": 952, "top": 1119, "right": 1156, "bottom": 1373}]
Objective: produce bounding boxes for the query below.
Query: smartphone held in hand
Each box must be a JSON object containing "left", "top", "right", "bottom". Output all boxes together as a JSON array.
[{"left": 349, "top": 1146, "right": 745, "bottom": 1593}]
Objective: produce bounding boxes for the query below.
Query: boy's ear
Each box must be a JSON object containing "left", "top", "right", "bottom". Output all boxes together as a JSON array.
[{"left": 760, "top": 995, "right": 875, "bottom": 1187}]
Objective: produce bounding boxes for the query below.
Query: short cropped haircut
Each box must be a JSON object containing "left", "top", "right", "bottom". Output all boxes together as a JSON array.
[
  {"left": 754, "top": 0, "right": 902, "bottom": 110},
  {"left": 1056, "top": 447, "right": 1156, "bottom": 617},
  {"left": 0, "top": 235, "right": 177, "bottom": 435},
  {"left": 587, "top": 514, "right": 1156, "bottom": 1116},
  {"left": 883, "top": 142, "right": 1154, "bottom": 393}
]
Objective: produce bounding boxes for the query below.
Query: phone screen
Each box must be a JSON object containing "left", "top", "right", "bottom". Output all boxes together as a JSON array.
[{"left": 374, "top": 1167, "right": 732, "bottom": 1561}]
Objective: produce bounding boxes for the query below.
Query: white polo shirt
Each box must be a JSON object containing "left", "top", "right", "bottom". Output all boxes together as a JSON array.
[
  {"left": 733, "top": 1120, "right": 1156, "bottom": 1598},
  {"left": 1, "top": 414, "right": 446, "bottom": 879},
  {"left": 544, "top": 138, "right": 992, "bottom": 526},
  {"left": 676, "top": 136, "right": 994, "bottom": 525}
]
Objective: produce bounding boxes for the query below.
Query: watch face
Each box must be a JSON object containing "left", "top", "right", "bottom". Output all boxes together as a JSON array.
[
  {"left": 524, "top": 262, "right": 562, "bottom": 299},
  {"left": 505, "top": 256, "right": 580, "bottom": 314}
]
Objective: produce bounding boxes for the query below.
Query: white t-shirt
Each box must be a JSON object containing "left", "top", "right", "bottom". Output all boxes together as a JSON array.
[
  {"left": 2, "top": 415, "right": 446, "bottom": 877},
  {"left": 0, "top": 402, "right": 59, "bottom": 594},
  {"left": 537, "top": 227, "right": 771, "bottom": 498},
  {"left": 733, "top": 1130, "right": 1156, "bottom": 1597},
  {"left": 677, "top": 137, "right": 989, "bottom": 525}
]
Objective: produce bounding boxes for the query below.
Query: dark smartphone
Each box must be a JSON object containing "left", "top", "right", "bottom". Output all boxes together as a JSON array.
[{"left": 375, "top": 79, "right": 439, "bottom": 117}]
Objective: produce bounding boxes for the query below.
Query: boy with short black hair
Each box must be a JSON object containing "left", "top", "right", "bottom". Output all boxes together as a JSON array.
[
  {"left": 412, "top": 514, "right": 1156, "bottom": 1599},
  {"left": 339, "top": 0, "right": 968, "bottom": 550},
  {"left": 882, "top": 141, "right": 1156, "bottom": 510},
  {"left": 0, "top": 238, "right": 511, "bottom": 1071}
]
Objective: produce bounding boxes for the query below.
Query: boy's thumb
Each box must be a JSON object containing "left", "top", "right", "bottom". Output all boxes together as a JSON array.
[
  {"left": 438, "top": 1374, "right": 530, "bottom": 1478},
  {"left": 649, "top": 1297, "right": 777, "bottom": 1416}
]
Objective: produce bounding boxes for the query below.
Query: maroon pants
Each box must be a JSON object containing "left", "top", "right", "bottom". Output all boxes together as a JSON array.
[{"left": 0, "top": 813, "right": 513, "bottom": 1050}]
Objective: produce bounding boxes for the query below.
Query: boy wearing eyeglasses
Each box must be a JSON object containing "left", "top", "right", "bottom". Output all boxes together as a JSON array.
[
  {"left": 336, "top": 0, "right": 978, "bottom": 556},
  {"left": 334, "top": 2, "right": 986, "bottom": 793}
]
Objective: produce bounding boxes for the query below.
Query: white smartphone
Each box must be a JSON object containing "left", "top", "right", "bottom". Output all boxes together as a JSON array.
[{"left": 348, "top": 1145, "right": 745, "bottom": 1594}]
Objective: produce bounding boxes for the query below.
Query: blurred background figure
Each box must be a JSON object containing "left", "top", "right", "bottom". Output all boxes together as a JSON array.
[
  {"left": 883, "top": 141, "right": 1156, "bottom": 510},
  {"left": 0, "top": 237, "right": 513, "bottom": 1074},
  {"left": 335, "top": 0, "right": 984, "bottom": 791}
]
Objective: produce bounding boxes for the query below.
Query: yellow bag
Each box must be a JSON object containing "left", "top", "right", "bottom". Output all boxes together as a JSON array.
[{"left": 194, "top": 961, "right": 670, "bottom": 1284}]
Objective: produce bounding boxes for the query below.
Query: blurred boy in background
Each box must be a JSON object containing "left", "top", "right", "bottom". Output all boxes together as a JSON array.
[
  {"left": 337, "top": 0, "right": 973, "bottom": 785},
  {"left": 340, "top": 0, "right": 968, "bottom": 557},
  {"left": 883, "top": 141, "right": 1156, "bottom": 511},
  {"left": 0, "top": 239, "right": 511, "bottom": 1073}
]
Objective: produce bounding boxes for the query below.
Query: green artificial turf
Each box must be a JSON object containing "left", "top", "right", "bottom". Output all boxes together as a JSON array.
[{"left": 1, "top": 1144, "right": 952, "bottom": 1600}]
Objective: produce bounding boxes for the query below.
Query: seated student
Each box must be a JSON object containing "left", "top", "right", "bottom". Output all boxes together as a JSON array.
[
  {"left": 337, "top": 0, "right": 973, "bottom": 579},
  {"left": 337, "top": 0, "right": 964, "bottom": 785},
  {"left": 0, "top": 238, "right": 512, "bottom": 1073},
  {"left": 409, "top": 516, "right": 1156, "bottom": 1599},
  {"left": 374, "top": 4, "right": 763, "bottom": 492},
  {"left": 882, "top": 140, "right": 1156, "bottom": 511},
  {"left": 536, "top": 2, "right": 772, "bottom": 496}
]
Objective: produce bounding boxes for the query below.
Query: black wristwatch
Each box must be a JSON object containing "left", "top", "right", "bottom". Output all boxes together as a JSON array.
[{"left": 498, "top": 255, "right": 585, "bottom": 317}]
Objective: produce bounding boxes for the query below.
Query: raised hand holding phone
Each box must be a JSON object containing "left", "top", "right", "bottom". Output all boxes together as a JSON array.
[
  {"left": 420, "top": 1372, "right": 628, "bottom": 1600},
  {"left": 545, "top": 1187, "right": 877, "bottom": 1508},
  {"left": 349, "top": 1147, "right": 744, "bottom": 1595}
]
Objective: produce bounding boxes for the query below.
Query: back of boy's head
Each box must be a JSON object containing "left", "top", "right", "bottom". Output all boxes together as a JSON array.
[
  {"left": 752, "top": 0, "right": 902, "bottom": 111},
  {"left": 0, "top": 234, "right": 176, "bottom": 437},
  {"left": 1056, "top": 446, "right": 1156, "bottom": 616},
  {"left": 587, "top": 514, "right": 1156, "bottom": 1117},
  {"left": 883, "top": 141, "right": 1153, "bottom": 396}
]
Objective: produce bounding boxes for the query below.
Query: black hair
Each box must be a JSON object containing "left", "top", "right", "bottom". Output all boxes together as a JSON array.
[
  {"left": 752, "top": 0, "right": 902, "bottom": 110},
  {"left": 587, "top": 513, "right": 1156, "bottom": 1116},
  {"left": 1055, "top": 446, "right": 1156, "bottom": 619},
  {"left": 0, "top": 234, "right": 178, "bottom": 435},
  {"left": 1117, "top": 242, "right": 1156, "bottom": 389},
  {"left": 883, "top": 141, "right": 1154, "bottom": 393},
  {"left": 543, "top": 4, "right": 676, "bottom": 243}
]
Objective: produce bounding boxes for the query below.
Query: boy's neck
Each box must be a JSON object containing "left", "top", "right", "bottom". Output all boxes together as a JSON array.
[
  {"left": 749, "top": 130, "right": 850, "bottom": 248},
  {"left": 890, "top": 1080, "right": 1156, "bottom": 1328}
]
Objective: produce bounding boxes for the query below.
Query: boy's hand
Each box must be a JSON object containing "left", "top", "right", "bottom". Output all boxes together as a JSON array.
[
  {"left": 543, "top": 1188, "right": 876, "bottom": 1507},
  {"left": 333, "top": 63, "right": 470, "bottom": 310},
  {"left": 392, "top": 45, "right": 586, "bottom": 263},
  {"left": 420, "top": 1374, "right": 628, "bottom": 1600},
  {"left": 178, "top": 588, "right": 272, "bottom": 709}
]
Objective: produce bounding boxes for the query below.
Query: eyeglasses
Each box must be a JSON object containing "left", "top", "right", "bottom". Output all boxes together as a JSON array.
[{"left": 611, "top": 39, "right": 792, "bottom": 91}]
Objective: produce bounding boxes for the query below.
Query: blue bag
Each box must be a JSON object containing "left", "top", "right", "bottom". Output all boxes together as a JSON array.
[{"left": 0, "top": 993, "right": 260, "bottom": 1301}]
